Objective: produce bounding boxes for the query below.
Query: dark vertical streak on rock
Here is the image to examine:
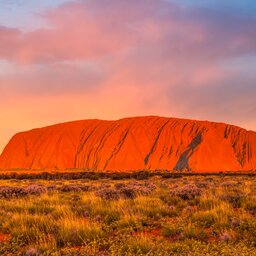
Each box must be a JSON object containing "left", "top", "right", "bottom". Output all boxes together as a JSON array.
[
  {"left": 174, "top": 133, "right": 203, "bottom": 172},
  {"left": 144, "top": 120, "right": 170, "bottom": 165},
  {"left": 103, "top": 127, "right": 131, "bottom": 170},
  {"left": 22, "top": 136, "right": 29, "bottom": 157},
  {"left": 91, "top": 123, "right": 120, "bottom": 169},
  {"left": 74, "top": 126, "right": 98, "bottom": 168}
]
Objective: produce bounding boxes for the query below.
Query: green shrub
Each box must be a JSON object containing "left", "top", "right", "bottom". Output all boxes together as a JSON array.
[{"left": 192, "top": 211, "right": 217, "bottom": 228}]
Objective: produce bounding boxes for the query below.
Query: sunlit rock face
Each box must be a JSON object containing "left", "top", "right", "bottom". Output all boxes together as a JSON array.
[{"left": 0, "top": 116, "right": 256, "bottom": 172}]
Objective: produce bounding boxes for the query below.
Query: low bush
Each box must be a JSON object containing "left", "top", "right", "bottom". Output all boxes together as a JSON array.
[
  {"left": 161, "top": 224, "right": 183, "bottom": 238},
  {"left": 25, "top": 247, "right": 40, "bottom": 256},
  {"left": 192, "top": 211, "right": 217, "bottom": 228},
  {"left": 182, "top": 226, "right": 209, "bottom": 241},
  {"left": 58, "top": 184, "right": 85, "bottom": 192},
  {"left": 24, "top": 185, "right": 47, "bottom": 196},
  {"left": 170, "top": 184, "right": 202, "bottom": 200},
  {"left": 95, "top": 188, "right": 120, "bottom": 200},
  {"left": 0, "top": 186, "right": 27, "bottom": 198},
  {"left": 219, "top": 191, "right": 245, "bottom": 208}
]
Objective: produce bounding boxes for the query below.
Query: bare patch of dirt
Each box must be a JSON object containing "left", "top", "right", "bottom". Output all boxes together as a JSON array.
[{"left": 0, "top": 233, "right": 10, "bottom": 242}]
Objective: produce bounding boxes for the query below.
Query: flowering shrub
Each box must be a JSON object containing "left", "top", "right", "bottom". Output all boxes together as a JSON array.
[
  {"left": 58, "top": 184, "right": 90, "bottom": 192},
  {"left": 114, "top": 181, "right": 157, "bottom": 199},
  {"left": 170, "top": 184, "right": 202, "bottom": 200},
  {"left": 127, "top": 182, "right": 156, "bottom": 196},
  {"left": 219, "top": 190, "right": 245, "bottom": 208},
  {"left": 195, "top": 181, "right": 208, "bottom": 188},
  {"left": 119, "top": 187, "right": 137, "bottom": 199},
  {"left": 0, "top": 186, "right": 27, "bottom": 198},
  {"left": 219, "top": 232, "right": 232, "bottom": 242},
  {"left": 95, "top": 188, "right": 120, "bottom": 200},
  {"left": 24, "top": 185, "right": 47, "bottom": 196},
  {"left": 25, "top": 247, "right": 40, "bottom": 256}
]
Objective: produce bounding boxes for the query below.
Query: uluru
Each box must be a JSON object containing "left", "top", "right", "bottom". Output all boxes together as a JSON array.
[{"left": 0, "top": 116, "right": 256, "bottom": 172}]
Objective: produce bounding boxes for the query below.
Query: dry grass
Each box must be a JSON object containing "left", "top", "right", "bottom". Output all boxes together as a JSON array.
[{"left": 0, "top": 175, "right": 256, "bottom": 255}]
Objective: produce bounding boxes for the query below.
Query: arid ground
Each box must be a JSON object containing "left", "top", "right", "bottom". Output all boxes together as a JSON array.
[{"left": 1, "top": 172, "right": 256, "bottom": 255}]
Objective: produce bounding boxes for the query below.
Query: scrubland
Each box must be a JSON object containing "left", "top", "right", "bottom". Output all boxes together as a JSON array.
[{"left": 1, "top": 173, "right": 256, "bottom": 255}]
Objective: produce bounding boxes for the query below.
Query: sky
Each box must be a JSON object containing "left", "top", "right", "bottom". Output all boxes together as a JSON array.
[{"left": 0, "top": 0, "right": 256, "bottom": 153}]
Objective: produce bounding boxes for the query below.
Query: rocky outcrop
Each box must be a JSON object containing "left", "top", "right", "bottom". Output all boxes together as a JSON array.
[{"left": 0, "top": 116, "right": 256, "bottom": 172}]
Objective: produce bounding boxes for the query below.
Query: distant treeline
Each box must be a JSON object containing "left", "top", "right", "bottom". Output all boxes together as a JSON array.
[{"left": 0, "top": 170, "right": 255, "bottom": 180}]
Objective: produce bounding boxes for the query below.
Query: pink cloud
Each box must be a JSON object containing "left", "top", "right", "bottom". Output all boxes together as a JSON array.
[{"left": 0, "top": 0, "right": 255, "bottom": 65}]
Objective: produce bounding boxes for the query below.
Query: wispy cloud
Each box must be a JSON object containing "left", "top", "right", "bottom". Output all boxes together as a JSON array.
[{"left": 0, "top": 0, "right": 256, "bottom": 64}]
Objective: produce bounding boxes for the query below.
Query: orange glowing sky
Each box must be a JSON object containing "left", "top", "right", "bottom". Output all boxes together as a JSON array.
[{"left": 0, "top": 0, "right": 256, "bottom": 153}]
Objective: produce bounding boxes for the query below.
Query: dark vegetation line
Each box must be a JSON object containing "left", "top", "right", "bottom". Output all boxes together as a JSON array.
[{"left": 0, "top": 170, "right": 256, "bottom": 180}]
